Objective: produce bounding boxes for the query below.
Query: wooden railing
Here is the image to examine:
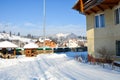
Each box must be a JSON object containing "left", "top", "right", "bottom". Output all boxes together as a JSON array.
[{"left": 84, "top": 0, "right": 104, "bottom": 10}]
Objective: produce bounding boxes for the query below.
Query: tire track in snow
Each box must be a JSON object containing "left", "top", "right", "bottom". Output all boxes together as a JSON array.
[
  {"left": 35, "top": 55, "right": 62, "bottom": 80},
  {"left": 39, "top": 56, "right": 73, "bottom": 80}
]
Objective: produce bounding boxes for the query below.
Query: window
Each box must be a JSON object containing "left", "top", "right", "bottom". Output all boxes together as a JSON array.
[
  {"left": 116, "top": 41, "right": 120, "bottom": 56},
  {"left": 95, "top": 14, "right": 105, "bottom": 28},
  {"left": 115, "top": 8, "right": 120, "bottom": 24}
]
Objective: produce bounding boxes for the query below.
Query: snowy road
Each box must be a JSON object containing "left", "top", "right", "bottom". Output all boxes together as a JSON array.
[{"left": 0, "top": 53, "right": 120, "bottom": 80}]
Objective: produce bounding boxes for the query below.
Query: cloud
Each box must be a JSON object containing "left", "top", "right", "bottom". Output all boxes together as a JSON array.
[
  {"left": 24, "top": 22, "right": 35, "bottom": 27},
  {"left": 0, "top": 22, "right": 86, "bottom": 36},
  {"left": 0, "top": 22, "right": 24, "bottom": 34},
  {"left": 45, "top": 24, "right": 86, "bottom": 36}
]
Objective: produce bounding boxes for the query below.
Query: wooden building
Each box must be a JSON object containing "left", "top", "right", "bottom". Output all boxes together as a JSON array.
[
  {"left": 24, "top": 43, "right": 38, "bottom": 57},
  {"left": 35, "top": 39, "right": 57, "bottom": 48},
  {"left": 0, "top": 41, "right": 18, "bottom": 58}
]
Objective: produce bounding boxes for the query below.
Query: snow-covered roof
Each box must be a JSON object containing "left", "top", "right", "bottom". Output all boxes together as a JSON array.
[
  {"left": 39, "top": 37, "right": 51, "bottom": 42},
  {"left": 0, "top": 41, "right": 18, "bottom": 48},
  {"left": 24, "top": 43, "right": 38, "bottom": 49}
]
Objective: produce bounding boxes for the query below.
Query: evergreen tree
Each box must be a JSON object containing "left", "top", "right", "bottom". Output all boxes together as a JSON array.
[
  {"left": 27, "top": 34, "right": 32, "bottom": 38},
  {"left": 9, "top": 31, "right": 12, "bottom": 37},
  {"left": 3, "top": 30, "right": 6, "bottom": 33},
  {"left": 18, "top": 32, "right": 20, "bottom": 36}
]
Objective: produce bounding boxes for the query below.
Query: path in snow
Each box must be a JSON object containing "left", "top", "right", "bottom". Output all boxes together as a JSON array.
[{"left": 0, "top": 53, "right": 120, "bottom": 80}]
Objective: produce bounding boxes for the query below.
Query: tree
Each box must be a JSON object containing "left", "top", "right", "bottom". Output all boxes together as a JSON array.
[
  {"left": 78, "top": 36, "right": 82, "bottom": 39},
  {"left": 9, "top": 31, "right": 12, "bottom": 37},
  {"left": 3, "top": 30, "right": 6, "bottom": 33},
  {"left": 18, "top": 32, "right": 20, "bottom": 36},
  {"left": 27, "top": 34, "right": 32, "bottom": 38}
]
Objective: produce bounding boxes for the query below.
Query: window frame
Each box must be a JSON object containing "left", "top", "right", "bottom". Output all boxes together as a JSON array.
[
  {"left": 114, "top": 7, "right": 120, "bottom": 25},
  {"left": 116, "top": 40, "right": 120, "bottom": 56},
  {"left": 95, "top": 13, "right": 105, "bottom": 28}
]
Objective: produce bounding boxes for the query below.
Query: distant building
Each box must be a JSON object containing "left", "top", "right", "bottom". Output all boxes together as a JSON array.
[
  {"left": 66, "top": 39, "right": 78, "bottom": 48},
  {"left": 35, "top": 38, "right": 57, "bottom": 48},
  {"left": 73, "top": 0, "right": 120, "bottom": 57}
]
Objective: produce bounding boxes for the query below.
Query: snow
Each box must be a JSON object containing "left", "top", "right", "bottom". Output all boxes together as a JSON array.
[
  {"left": 0, "top": 52, "right": 120, "bottom": 80},
  {"left": 0, "top": 41, "right": 18, "bottom": 48},
  {"left": 24, "top": 43, "right": 39, "bottom": 49},
  {"left": 0, "top": 33, "right": 32, "bottom": 43},
  {"left": 56, "top": 33, "right": 69, "bottom": 38},
  {"left": 66, "top": 39, "right": 78, "bottom": 48}
]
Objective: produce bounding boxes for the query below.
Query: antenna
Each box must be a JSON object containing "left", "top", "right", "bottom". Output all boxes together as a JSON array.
[{"left": 43, "top": 0, "right": 46, "bottom": 48}]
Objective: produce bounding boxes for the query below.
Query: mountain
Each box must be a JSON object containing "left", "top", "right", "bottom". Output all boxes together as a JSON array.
[
  {"left": 55, "top": 33, "right": 69, "bottom": 38},
  {"left": 66, "top": 33, "right": 78, "bottom": 40},
  {"left": 54, "top": 33, "right": 77, "bottom": 39}
]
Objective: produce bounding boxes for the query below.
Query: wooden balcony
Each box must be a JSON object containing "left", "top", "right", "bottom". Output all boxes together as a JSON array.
[
  {"left": 73, "top": 0, "right": 120, "bottom": 15},
  {"left": 84, "top": 0, "right": 103, "bottom": 11}
]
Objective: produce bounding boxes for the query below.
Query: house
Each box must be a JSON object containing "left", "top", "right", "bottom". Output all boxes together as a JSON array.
[
  {"left": 73, "top": 0, "right": 120, "bottom": 58},
  {"left": 35, "top": 40, "right": 43, "bottom": 47},
  {"left": 66, "top": 39, "right": 78, "bottom": 48},
  {"left": 35, "top": 39, "right": 57, "bottom": 48},
  {"left": 44, "top": 40, "right": 57, "bottom": 48}
]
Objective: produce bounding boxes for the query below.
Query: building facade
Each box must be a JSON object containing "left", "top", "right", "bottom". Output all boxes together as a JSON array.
[
  {"left": 35, "top": 39, "right": 57, "bottom": 48},
  {"left": 73, "top": 0, "right": 120, "bottom": 58}
]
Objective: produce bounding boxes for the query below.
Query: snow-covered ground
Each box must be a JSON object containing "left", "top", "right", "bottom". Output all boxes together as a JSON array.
[
  {"left": 0, "top": 52, "right": 120, "bottom": 80},
  {"left": 0, "top": 32, "right": 32, "bottom": 43}
]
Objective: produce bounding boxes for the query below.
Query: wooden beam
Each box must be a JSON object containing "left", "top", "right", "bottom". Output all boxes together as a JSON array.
[
  {"left": 97, "top": 5, "right": 104, "bottom": 11},
  {"left": 85, "top": 12, "right": 90, "bottom": 15},
  {"left": 14, "top": 48, "right": 16, "bottom": 56},
  {"left": 101, "top": 2, "right": 118, "bottom": 6},
  {"left": 108, "top": 6, "right": 113, "bottom": 9},
  {"left": 79, "top": 0, "right": 84, "bottom": 13},
  {"left": 90, "top": 9, "right": 97, "bottom": 13}
]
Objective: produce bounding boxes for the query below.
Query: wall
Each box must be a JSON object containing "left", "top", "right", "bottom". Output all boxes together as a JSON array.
[
  {"left": 86, "top": 2, "right": 120, "bottom": 58},
  {"left": 86, "top": 14, "right": 95, "bottom": 56}
]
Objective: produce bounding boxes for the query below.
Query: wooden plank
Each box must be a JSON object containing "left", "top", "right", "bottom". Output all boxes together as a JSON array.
[
  {"left": 97, "top": 5, "right": 104, "bottom": 11},
  {"left": 79, "top": 0, "right": 84, "bottom": 13}
]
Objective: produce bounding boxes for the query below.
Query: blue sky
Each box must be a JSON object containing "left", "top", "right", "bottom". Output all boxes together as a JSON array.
[{"left": 0, "top": 0, "right": 86, "bottom": 36}]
